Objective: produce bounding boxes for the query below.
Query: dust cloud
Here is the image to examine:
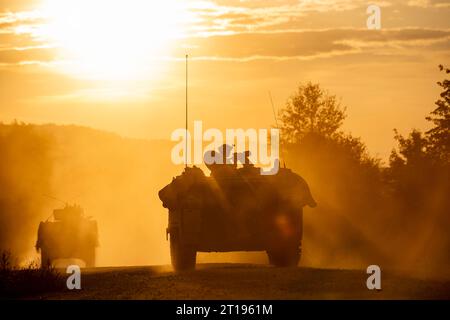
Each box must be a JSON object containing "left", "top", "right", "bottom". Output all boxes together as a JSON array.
[
  {"left": 0, "top": 122, "right": 449, "bottom": 280},
  {"left": 284, "top": 133, "right": 450, "bottom": 279},
  {"left": 0, "top": 122, "right": 177, "bottom": 267}
]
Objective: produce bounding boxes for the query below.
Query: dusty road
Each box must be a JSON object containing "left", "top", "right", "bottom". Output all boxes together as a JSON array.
[{"left": 36, "top": 264, "right": 450, "bottom": 300}]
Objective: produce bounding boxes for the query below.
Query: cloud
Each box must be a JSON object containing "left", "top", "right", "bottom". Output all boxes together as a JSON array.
[
  {"left": 407, "top": 0, "right": 450, "bottom": 8},
  {"left": 208, "top": 0, "right": 375, "bottom": 11},
  {"left": 188, "top": 1, "right": 450, "bottom": 36},
  {"left": 0, "top": 32, "right": 37, "bottom": 49},
  {"left": 0, "top": 28, "right": 448, "bottom": 65},
  {"left": 0, "top": 1, "right": 448, "bottom": 65},
  {"left": 0, "top": 47, "right": 55, "bottom": 64},
  {"left": 177, "top": 28, "right": 450, "bottom": 61},
  {"left": 188, "top": 0, "right": 363, "bottom": 34},
  {"left": 0, "top": 0, "right": 40, "bottom": 12},
  {"left": 0, "top": 11, "right": 44, "bottom": 29}
]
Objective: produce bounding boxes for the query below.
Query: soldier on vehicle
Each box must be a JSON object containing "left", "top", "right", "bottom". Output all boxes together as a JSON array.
[{"left": 159, "top": 145, "right": 317, "bottom": 271}]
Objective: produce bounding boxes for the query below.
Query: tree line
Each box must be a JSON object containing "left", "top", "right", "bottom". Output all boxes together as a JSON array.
[{"left": 278, "top": 65, "right": 449, "bottom": 273}]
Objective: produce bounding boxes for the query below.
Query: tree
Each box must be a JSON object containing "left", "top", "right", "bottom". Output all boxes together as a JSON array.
[
  {"left": 279, "top": 82, "right": 346, "bottom": 143},
  {"left": 426, "top": 65, "right": 450, "bottom": 163},
  {"left": 389, "top": 129, "right": 428, "bottom": 168},
  {"left": 278, "top": 83, "right": 387, "bottom": 268},
  {"left": 388, "top": 129, "right": 431, "bottom": 207}
]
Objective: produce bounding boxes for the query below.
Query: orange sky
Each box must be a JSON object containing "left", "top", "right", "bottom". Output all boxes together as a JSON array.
[{"left": 0, "top": 0, "right": 449, "bottom": 160}]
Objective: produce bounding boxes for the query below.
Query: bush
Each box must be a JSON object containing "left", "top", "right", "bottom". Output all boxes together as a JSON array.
[{"left": 0, "top": 251, "right": 65, "bottom": 299}]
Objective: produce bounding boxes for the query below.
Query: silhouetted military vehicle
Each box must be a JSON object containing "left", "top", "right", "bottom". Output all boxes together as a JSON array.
[
  {"left": 36, "top": 205, "right": 98, "bottom": 268},
  {"left": 159, "top": 147, "right": 317, "bottom": 271}
]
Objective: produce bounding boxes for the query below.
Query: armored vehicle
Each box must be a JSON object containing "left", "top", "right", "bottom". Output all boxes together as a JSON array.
[
  {"left": 158, "top": 147, "right": 317, "bottom": 271},
  {"left": 36, "top": 205, "right": 98, "bottom": 268}
]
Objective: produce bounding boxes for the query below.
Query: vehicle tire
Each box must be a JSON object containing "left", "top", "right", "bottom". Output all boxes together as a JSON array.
[
  {"left": 266, "top": 244, "right": 301, "bottom": 267},
  {"left": 170, "top": 230, "right": 196, "bottom": 271},
  {"left": 83, "top": 246, "right": 96, "bottom": 268},
  {"left": 40, "top": 250, "right": 52, "bottom": 268}
]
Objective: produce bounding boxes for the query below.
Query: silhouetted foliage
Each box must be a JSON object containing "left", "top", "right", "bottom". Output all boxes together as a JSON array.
[
  {"left": 388, "top": 130, "right": 434, "bottom": 209},
  {"left": 278, "top": 83, "right": 386, "bottom": 268},
  {"left": 0, "top": 250, "right": 64, "bottom": 299},
  {"left": 389, "top": 66, "right": 450, "bottom": 204},
  {"left": 426, "top": 65, "right": 450, "bottom": 163},
  {"left": 279, "top": 82, "right": 347, "bottom": 143},
  {"left": 387, "top": 66, "right": 450, "bottom": 270},
  {"left": 280, "top": 77, "right": 450, "bottom": 273}
]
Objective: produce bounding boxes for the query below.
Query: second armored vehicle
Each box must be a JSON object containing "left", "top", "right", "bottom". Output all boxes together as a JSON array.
[{"left": 36, "top": 204, "right": 99, "bottom": 268}]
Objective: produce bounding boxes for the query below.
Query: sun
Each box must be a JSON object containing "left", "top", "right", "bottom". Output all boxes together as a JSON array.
[{"left": 39, "top": 0, "right": 189, "bottom": 80}]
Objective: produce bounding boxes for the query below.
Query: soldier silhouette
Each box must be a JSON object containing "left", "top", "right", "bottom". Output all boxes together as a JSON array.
[
  {"left": 234, "top": 150, "right": 254, "bottom": 168},
  {"left": 204, "top": 144, "right": 234, "bottom": 176}
]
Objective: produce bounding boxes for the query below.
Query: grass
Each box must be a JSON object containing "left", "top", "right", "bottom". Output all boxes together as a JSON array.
[{"left": 0, "top": 250, "right": 65, "bottom": 299}]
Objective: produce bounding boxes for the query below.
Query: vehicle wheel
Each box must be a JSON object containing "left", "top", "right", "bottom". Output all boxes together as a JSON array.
[
  {"left": 170, "top": 230, "right": 196, "bottom": 271},
  {"left": 266, "top": 244, "right": 301, "bottom": 267},
  {"left": 83, "top": 246, "right": 96, "bottom": 268},
  {"left": 40, "top": 250, "right": 52, "bottom": 268}
]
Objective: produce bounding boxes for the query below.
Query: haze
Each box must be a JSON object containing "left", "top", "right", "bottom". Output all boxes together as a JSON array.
[
  {"left": 0, "top": 1, "right": 449, "bottom": 277},
  {"left": 1, "top": 0, "right": 449, "bottom": 158}
]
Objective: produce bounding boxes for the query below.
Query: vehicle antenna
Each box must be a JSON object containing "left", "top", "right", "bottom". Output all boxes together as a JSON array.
[
  {"left": 42, "top": 194, "right": 67, "bottom": 221},
  {"left": 42, "top": 194, "right": 67, "bottom": 206},
  {"left": 185, "top": 54, "right": 188, "bottom": 169},
  {"left": 268, "top": 91, "right": 286, "bottom": 168}
]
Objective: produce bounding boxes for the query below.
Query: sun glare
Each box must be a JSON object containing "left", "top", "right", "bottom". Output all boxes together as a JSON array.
[{"left": 39, "top": 0, "right": 189, "bottom": 80}]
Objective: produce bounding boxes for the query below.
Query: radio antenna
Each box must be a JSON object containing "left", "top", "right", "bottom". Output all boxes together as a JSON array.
[
  {"left": 185, "top": 54, "right": 188, "bottom": 168},
  {"left": 268, "top": 91, "right": 286, "bottom": 168},
  {"left": 42, "top": 194, "right": 67, "bottom": 206},
  {"left": 269, "top": 91, "right": 279, "bottom": 129}
]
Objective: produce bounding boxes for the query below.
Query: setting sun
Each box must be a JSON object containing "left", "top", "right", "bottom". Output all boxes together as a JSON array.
[
  {"left": 1, "top": 0, "right": 449, "bottom": 303},
  {"left": 37, "top": 0, "right": 189, "bottom": 79}
]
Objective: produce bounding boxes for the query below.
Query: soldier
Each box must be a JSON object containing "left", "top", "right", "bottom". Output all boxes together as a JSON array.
[
  {"left": 204, "top": 144, "right": 235, "bottom": 177},
  {"left": 159, "top": 146, "right": 317, "bottom": 271}
]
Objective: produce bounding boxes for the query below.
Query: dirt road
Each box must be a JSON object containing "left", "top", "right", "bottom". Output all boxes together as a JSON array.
[{"left": 36, "top": 264, "right": 450, "bottom": 300}]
